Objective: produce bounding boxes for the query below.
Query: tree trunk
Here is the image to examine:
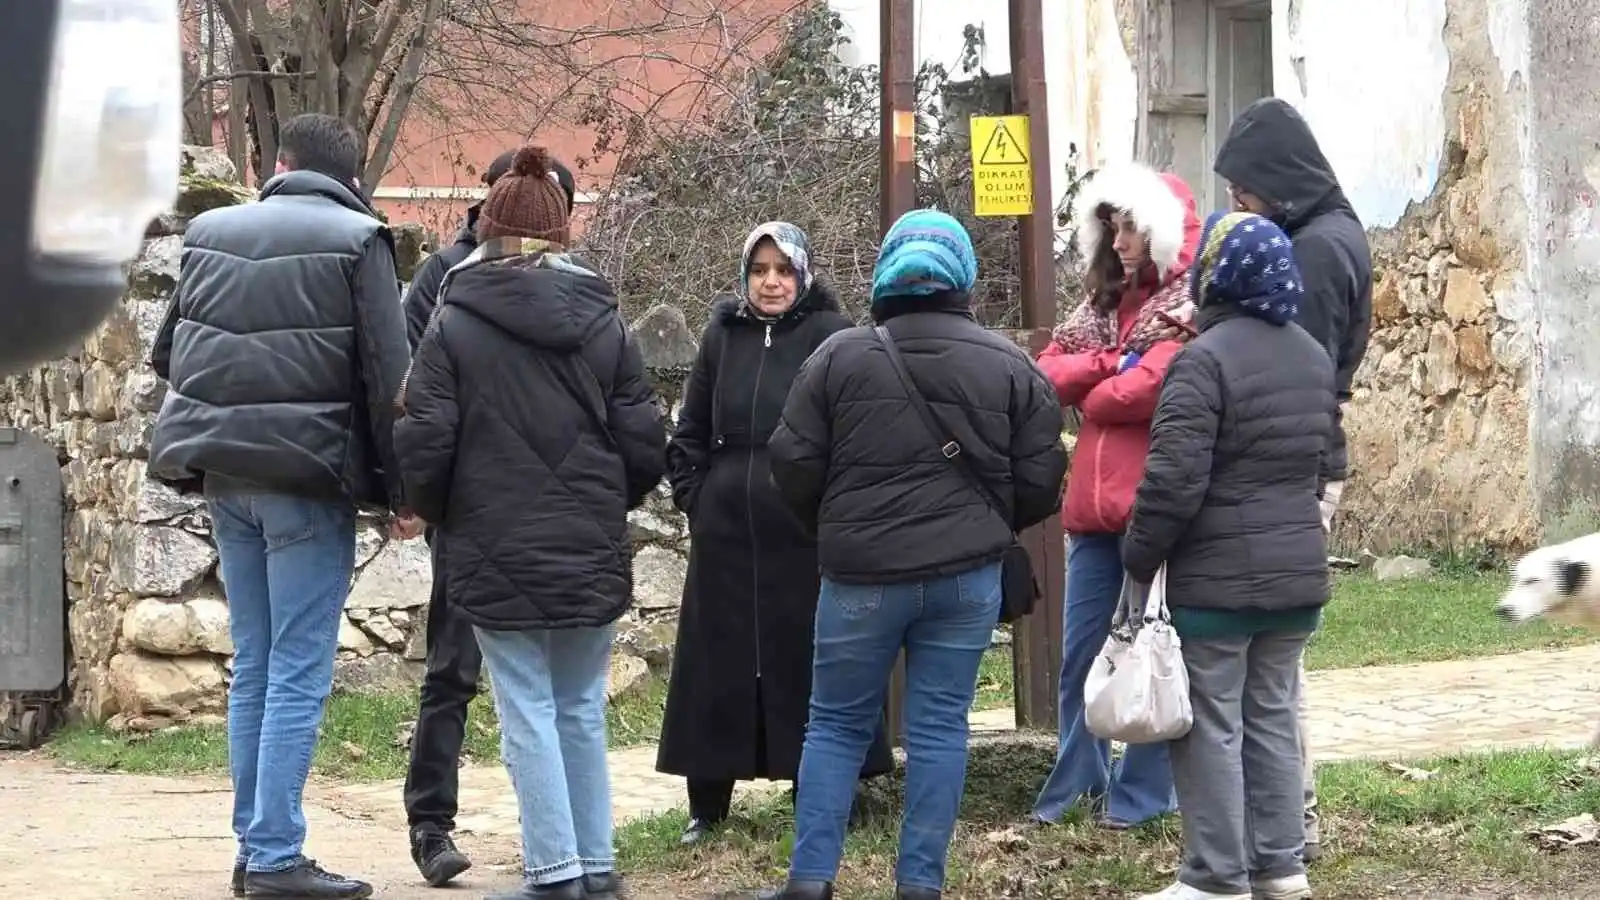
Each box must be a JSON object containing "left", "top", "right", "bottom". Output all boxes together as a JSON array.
[{"left": 362, "top": 0, "right": 444, "bottom": 193}]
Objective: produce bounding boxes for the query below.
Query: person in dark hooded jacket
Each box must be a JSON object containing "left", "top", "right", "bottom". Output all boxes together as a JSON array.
[
  {"left": 1213, "top": 96, "right": 1372, "bottom": 861},
  {"left": 398, "top": 146, "right": 577, "bottom": 886},
  {"left": 403, "top": 149, "right": 576, "bottom": 349},
  {"left": 393, "top": 145, "right": 666, "bottom": 900},
  {"left": 655, "top": 222, "right": 893, "bottom": 846}
]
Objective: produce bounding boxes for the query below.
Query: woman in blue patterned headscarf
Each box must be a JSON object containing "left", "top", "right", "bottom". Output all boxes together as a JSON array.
[
  {"left": 656, "top": 222, "right": 894, "bottom": 843},
  {"left": 1122, "top": 210, "right": 1336, "bottom": 900}
]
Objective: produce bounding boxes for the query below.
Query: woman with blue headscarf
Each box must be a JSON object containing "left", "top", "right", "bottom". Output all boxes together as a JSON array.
[
  {"left": 656, "top": 222, "right": 894, "bottom": 844},
  {"left": 1122, "top": 212, "right": 1335, "bottom": 900},
  {"left": 760, "top": 210, "right": 1067, "bottom": 900}
]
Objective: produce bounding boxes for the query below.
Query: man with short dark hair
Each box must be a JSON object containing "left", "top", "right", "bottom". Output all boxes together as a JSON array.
[
  {"left": 1213, "top": 96, "right": 1374, "bottom": 866},
  {"left": 397, "top": 147, "right": 577, "bottom": 887},
  {"left": 150, "top": 112, "right": 415, "bottom": 900}
]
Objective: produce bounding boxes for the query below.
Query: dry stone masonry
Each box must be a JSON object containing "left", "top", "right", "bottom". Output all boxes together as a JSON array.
[{"left": 1, "top": 147, "right": 696, "bottom": 731}]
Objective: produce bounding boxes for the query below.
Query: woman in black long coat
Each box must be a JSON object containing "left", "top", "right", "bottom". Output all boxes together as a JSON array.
[{"left": 656, "top": 221, "right": 894, "bottom": 843}]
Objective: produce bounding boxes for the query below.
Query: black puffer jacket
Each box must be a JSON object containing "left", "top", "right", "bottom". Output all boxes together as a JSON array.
[
  {"left": 1214, "top": 97, "right": 1373, "bottom": 486},
  {"left": 393, "top": 243, "right": 668, "bottom": 630},
  {"left": 1121, "top": 303, "right": 1335, "bottom": 612},
  {"left": 403, "top": 208, "right": 481, "bottom": 351},
  {"left": 149, "top": 170, "right": 410, "bottom": 509},
  {"left": 768, "top": 292, "right": 1067, "bottom": 584}
]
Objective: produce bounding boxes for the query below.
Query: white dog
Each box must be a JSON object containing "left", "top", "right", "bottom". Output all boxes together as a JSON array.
[
  {"left": 1496, "top": 533, "right": 1600, "bottom": 747},
  {"left": 1494, "top": 532, "right": 1600, "bottom": 627}
]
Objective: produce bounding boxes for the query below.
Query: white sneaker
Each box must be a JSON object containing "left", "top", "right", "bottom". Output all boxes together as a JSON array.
[
  {"left": 1136, "top": 883, "right": 1252, "bottom": 900},
  {"left": 1253, "top": 873, "right": 1312, "bottom": 900}
]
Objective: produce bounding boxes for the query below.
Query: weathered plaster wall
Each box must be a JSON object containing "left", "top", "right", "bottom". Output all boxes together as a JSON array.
[{"left": 1522, "top": 1, "right": 1600, "bottom": 533}]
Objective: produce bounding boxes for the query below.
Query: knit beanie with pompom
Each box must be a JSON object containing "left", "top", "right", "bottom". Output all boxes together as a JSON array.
[{"left": 476, "top": 146, "right": 571, "bottom": 245}]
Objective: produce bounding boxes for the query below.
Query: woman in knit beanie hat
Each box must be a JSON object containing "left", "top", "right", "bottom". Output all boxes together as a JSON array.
[
  {"left": 1121, "top": 209, "right": 1332, "bottom": 900},
  {"left": 756, "top": 206, "right": 1067, "bottom": 899},
  {"left": 395, "top": 141, "right": 668, "bottom": 900},
  {"left": 476, "top": 146, "right": 572, "bottom": 246}
]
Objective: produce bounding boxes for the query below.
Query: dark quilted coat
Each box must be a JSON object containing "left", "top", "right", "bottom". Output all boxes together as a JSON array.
[
  {"left": 655, "top": 285, "right": 893, "bottom": 783},
  {"left": 1121, "top": 302, "right": 1336, "bottom": 612},
  {"left": 768, "top": 292, "right": 1068, "bottom": 584},
  {"left": 393, "top": 250, "right": 668, "bottom": 630}
]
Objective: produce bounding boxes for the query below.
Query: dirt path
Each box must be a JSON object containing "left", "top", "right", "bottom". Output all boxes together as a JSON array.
[{"left": 0, "top": 752, "right": 529, "bottom": 899}]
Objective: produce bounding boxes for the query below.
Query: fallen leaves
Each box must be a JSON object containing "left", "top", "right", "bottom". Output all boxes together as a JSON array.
[{"left": 1527, "top": 813, "right": 1599, "bottom": 851}]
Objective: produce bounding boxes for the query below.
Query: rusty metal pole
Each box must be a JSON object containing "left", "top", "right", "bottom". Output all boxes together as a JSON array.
[
  {"left": 880, "top": 0, "right": 916, "bottom": 748},
  {"left": 1008, "top": 0, "right": 1065, "bottom": 731}
]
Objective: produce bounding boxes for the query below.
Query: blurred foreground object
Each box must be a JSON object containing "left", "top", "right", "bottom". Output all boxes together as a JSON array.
[{"left": 0, "top": 0, "right": 181, "bottom": 374}]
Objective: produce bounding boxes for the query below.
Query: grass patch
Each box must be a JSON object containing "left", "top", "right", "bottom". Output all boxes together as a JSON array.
[
  {"left": 1305, "top": 572, "right": 1594, "bottom": 670},
  {"left": 615, "top": 737, "right": 1600, "bottom": 899},
  {"left": 48, "top": 673, "right": 670, "bottom": 781}
]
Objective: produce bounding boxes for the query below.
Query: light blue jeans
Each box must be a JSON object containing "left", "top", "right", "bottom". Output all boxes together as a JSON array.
[
  {"left": 790, "top": 561, "right": 1001, "bottom": 891},
  {"left": 475, "top": 625, "right": 615, "bottom": 886},
  {"left": 208, "top": 491, "right": 356, "bottom": 873},
  {"left": 1033, "top": 532, "right": 1176, "bottom": 825}
]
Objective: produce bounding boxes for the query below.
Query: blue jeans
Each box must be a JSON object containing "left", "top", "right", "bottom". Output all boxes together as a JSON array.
[
  {"left": 1033, "top": 532, "right": 1176, "bottom": 825},
  {"left": 475, "top": 625, "right": 615, "bottom": 886},
  {"left": 208, "top": 491, "right": 356, "bottom": 873},
  {"left": 790, "top": 562, "right": 1001, "bottom": 891}
]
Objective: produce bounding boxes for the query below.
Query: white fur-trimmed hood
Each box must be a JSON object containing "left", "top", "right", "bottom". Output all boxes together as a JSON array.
[{"left": 1072, "top": 163, "right": 1195, "bottom": 280}]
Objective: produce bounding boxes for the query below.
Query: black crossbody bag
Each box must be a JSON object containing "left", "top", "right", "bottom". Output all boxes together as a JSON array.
[{"left": 872, "top": 326, "right": 1040, "bottom": 623}]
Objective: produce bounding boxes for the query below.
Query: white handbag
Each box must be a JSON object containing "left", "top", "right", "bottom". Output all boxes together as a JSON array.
[{"left": 1083, "top": 566, "right": 1194, "bottom": 742}]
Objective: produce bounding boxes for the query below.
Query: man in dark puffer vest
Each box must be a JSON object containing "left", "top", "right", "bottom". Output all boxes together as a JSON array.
[{"left": 149, "top": 113, "right": 413, "bottom": 900}]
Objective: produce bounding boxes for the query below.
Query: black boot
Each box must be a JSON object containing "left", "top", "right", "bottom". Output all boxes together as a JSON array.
[
  {"left": 485, "top": 877, "right": 586, "bottom": 899},
  {"left": 896, "top": 887, "right": 941, "bottom": 900},
  {"left": 581, "top": 872, "right": 620, "bottom": 899},
  {"left": 411, "top": 825, "right": 473, "bottom": 886},
  {"left": 243, "top": 860, "right": 373, "bottom": 898},
  {"left": 755, "top": 880, "right": 834, "bottom": 900},
  {"left": 231, "top": 865, "right": 246, "bottom": 896},
  {"left": 679, "top": 816, "right": 721, "bottom": 846}
]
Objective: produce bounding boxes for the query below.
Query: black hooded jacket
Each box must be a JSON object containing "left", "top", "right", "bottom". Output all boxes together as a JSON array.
[
  {"left": 402, "top": 207, "right": 481, "bottom": 351},
  {"left": 393, "top": 246, "right": 668, "bottom": 630},
  {"left": 1214, "top": 98, "right": 1373, "bottom": 485}
]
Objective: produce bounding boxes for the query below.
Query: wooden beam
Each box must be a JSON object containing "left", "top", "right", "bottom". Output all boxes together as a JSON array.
[{"left": 1148, "top": 92, "right": 1209, "bottom": 116}]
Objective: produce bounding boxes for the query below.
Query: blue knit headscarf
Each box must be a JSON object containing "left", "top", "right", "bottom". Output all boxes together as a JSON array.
[
  {"left": 1190, "top": 211, "right": 1303, "bottom": 326},
  {"left": 870, "top": 209, "right": 978, "bottom": 306}
]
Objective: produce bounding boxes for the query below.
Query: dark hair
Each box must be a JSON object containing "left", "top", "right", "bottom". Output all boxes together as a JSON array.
[
  {"left": 277, "top": 114, "right": 362, "bottom": 183},
  {"left": 1084, "top": 202, "right": 1128, "bottom": 313}
]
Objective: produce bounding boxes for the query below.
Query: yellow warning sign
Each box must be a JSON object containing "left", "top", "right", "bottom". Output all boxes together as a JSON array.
[{"left": 969, "top": 115, "right": 1034, "bottom": 217}]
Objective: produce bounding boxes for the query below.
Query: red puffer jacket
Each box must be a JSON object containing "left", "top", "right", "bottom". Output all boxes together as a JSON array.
[{"left": 1037, "top": 168, "right": 1201, "bottom": 535}]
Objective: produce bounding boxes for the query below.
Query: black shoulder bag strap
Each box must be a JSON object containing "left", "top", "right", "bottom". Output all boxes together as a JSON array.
[
  {"left": 873, "top": 325, "right": 1039, "bottom": 622},
  {"left": 872, "top": 325, "right": 1009, "bottom": 524}
]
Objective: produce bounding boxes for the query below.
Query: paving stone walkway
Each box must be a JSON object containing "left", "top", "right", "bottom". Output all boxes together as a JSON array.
[{"left": 328, "top": 643, "right": 1600, "bottom": 839}]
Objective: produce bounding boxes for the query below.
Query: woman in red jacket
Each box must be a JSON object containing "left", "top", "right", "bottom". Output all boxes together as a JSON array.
[{"left": 1030, "top": 163, "right": 1201, "bottom": 829}]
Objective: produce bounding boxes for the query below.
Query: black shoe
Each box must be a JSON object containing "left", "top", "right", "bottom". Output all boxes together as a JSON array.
[
  {"left": 243, "top": 860, "right": 373, "bottom": 898},
  {"left": 896, "top": 887, "right": 940, "bottom": 900},
  {"left": 232, "top": 865, "right": 246, "bottom": 896},
  {"left": 485, "top": 877, "right": 586, "bottom": 899},
  {"left": 679, "top": 816, "right": 721, "bottom": 846},
  {"left": 755, "top": 881, "right": 834, "bottom": 900},
  {"left": 582, "top": 872, "right": 620, "bottom": 899},
  {"left": 411, "top": 825, "right": 473, "bottom": 886}
]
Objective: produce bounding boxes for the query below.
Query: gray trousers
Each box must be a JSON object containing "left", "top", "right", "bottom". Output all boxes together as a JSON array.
[{"left": 1170, "top": 630, "right": 1311, "bottom": 894}]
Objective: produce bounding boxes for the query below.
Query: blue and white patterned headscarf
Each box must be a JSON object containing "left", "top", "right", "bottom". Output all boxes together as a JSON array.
[
  {"left": 1190, "top": 211, "right": 1302, "bottom": 326},
  {"left": 740, "top": 221, "right": 814, "bottom": 300}
]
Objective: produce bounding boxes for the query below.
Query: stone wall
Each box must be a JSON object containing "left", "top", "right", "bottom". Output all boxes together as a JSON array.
[
  {"left": 2, "top": 147, "right": 698, "bottom": 730},
  {"left": 1334, "top": 0, "right": 1539, "bottom": 555}
]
